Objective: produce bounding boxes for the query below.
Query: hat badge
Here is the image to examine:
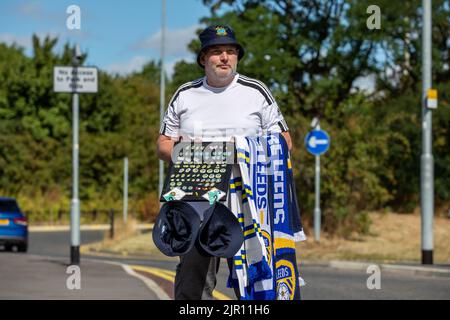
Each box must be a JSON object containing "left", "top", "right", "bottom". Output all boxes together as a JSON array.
[{"left": 215, "top": 26, "right": 228, "bottom": 36}]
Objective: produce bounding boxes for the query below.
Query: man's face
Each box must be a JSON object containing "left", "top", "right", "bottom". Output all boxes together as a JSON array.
[{"left": 201, "top": 45, "right": 239, "bottom": 81}]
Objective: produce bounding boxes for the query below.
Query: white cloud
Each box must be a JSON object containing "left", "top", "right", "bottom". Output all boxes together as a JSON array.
[
  {"left": 16, "top": 2, "right": 43, "bottom": 17},
  {"left": 15, "top": 2, "right": 61, "bottom": 23},
  {"left": 133, "top": 25, "right": 199, "bottom": 59},
  {"left": 104, "top": 54, "right": 199, "bottom": 79},
  {"left": 164, "top": 56, "right": 196, "bottom": 80},
  {"left": 104, "top": 55, "right": 195, "bottom": 78},
  {"left": 0, "top": 32, "right": 76, "bottom": 59},
  {"left": 105, "top": 56, "right": 149, "bottom": 75},
  {"left": 84, "top": 24, "right": 201, "bottom": 77},
  {"left": 0, "top": 33, "right": 32, "bottom": 49}
]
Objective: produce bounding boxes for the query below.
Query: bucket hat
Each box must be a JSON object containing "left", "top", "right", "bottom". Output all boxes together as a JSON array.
[
  {"left": 196, "top": 202, "right": 244, "bottom": 258},
  {"left": 152, "top": 200, "right": 201, "bottom": 257},
  {"left": 197, "top": 25, "right": 245, "bottom": 68}
]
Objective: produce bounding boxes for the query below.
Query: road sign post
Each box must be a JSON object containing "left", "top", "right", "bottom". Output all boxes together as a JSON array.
[
  {"left": 53, "top": 44, "right": 98, "bottom": 265},
  {"left": 71, "top": 89, "right": 80, "bottom": 265},
  {"left": 70, "top": 46, "right": 81, "bottom": 266},
  {"left": 123, "top": 157, "right": 128, "bottom": 224},
  {"left": 305, "top": 120, "right": 330, "bottom": 242},
  {"left": 314, "top": 154, "right": 321, "bottom": 242},
  {"left": 421, "top": 0, "right": 434, "bottom": 265}
]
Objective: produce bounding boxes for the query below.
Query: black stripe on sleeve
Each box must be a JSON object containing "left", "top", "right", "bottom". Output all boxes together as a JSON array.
[
  {"left": 168, "top": 78, "right": 203, "bottom": 109},
  {"left": 278, "top": 120, "right": 289, "bottom": 132},
  {"left": 237, "top": 78, "right": 274, "bottom": 105},
  {"left": 160, "top": 123, "right": 167, "bottom": 135},
  {"left": 238, "top": 75, "right": 275, "bottom": 104}
]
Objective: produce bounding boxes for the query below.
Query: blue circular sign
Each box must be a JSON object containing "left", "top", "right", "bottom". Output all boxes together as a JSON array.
[{"left": 305, "top": 130, "right": 330, "bottom": 155}]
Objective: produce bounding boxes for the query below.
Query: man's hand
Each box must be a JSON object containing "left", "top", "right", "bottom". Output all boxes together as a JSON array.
[
  {"left": 158, "top": 133, "right": 291, "bottom": 163},
  {"left": 157, "top": 135, "right": 176, "bottom": 163},
  {"left": 281, "top": 131, "right": 293, "bottom": 151}
]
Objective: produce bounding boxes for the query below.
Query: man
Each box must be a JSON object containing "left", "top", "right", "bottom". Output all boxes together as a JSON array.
[{"left": 156, "top": 25, "right": 292, "bottom": 300}]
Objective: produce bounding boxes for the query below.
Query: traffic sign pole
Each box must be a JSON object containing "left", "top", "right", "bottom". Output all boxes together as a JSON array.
[
  {"left": 421, "top": 0, "right": 433, "bottom": 265},
  {"left": 123, "top": 157, "right": 128, "bottom": 224},
  {"left": 70, "top": 45, "right": 81, "bottom": 265},
  {"left": 305, "top": 120, "right": 330, "bottom": 243},
  {"left": 53, "top": 44, "right": 98, "bottom": 266},
  {"left": 314, "top": 154, "right": 321, "bottom": 242}
]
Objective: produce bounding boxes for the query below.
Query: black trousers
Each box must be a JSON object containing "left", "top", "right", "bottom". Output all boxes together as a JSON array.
[
  {"left": 174, "top": 245, "right": 220, "bottom": 300},
  {"left": 174, "top": 201, "right": 219, "bottom": 300}
]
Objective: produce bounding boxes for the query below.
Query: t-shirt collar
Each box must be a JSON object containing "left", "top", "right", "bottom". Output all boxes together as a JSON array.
[{"left": 203, "top": 72, "right": 239, "bottom": 92}]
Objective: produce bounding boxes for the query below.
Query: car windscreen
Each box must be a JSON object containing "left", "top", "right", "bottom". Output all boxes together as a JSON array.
[{"left": 0, "top": 200, "right": 21, "bottom": 213}]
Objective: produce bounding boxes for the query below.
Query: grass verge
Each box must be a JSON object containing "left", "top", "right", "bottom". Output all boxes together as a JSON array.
[{"left": 82, "top": 212, "right": 450, "bottom": 264}]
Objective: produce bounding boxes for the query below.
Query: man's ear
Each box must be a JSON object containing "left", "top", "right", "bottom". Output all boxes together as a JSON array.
[{"left": 200, "top": 53, "right": 206, "bottom": 67}]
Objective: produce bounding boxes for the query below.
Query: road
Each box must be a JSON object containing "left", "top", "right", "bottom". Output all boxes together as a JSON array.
[
  {"left": 299, "top": 264, "right": 450, "bottom": 300},
  {"left": 2, "top": 230, "right": 450, "bottom": 300},
  {"left": 28, "top": 229, "right": 104, "bottom": 257}
]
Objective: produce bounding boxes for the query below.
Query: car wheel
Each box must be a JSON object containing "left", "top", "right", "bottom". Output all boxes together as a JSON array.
[{"left": 4, "top": 244, "right": 13, "bottom": 252}]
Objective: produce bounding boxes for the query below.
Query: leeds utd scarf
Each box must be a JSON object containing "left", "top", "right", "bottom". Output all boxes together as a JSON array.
[
  {"left": 227, "top": 134, "right": 305, "bottom": 300},
  {"left": 227, "top": 136, "right": 272, "bottom": 300},
  {"left": 248, "top": 136, "right": 276, "bottom": 300},
  {"left": 266, "top": 133, "right": 302, "bottom": 300}
]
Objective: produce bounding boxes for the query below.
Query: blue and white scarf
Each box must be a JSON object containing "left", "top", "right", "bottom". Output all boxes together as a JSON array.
[
  {"left": 227, "top": 133, "right": 305, "bottom": 300},
  {"left": 267, "top": 133, "right": 303, "bottom": 300}
]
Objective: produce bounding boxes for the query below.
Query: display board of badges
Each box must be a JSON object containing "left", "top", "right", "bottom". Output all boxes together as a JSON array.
[{"left": 160, "top": 141, "right": 235, "bottom": 202}]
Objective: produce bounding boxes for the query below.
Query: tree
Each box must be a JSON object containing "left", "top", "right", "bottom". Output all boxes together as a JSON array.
[
  {"left": 170, "top": 0, "right": 450, "bottom": 234},
  {"left": 0, "top": 36, "right": 163, "bottom": 221}
]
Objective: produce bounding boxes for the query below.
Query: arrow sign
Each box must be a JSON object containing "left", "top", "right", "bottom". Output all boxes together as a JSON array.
[
  {"left": 305, "top": 130, "right": 330, "bottom": 155},
  {"left": 308, "top": 136, "right": 329, "bottom": 148}
]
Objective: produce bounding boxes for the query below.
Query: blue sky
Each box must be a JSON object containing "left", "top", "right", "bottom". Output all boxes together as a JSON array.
[{"left": 0, "top": 0, "right": 211, "bottom": 76}]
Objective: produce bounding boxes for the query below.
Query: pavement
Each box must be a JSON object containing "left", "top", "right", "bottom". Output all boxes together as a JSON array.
[
  {"left": 0, "top": 252, "right": 166, "bottom": 300},
  {"left": 301, "top": 260, "right": 450, "bottom": 278},
  {"left": 3, "top": 250, "right": 449, "bottom": 300},
  {"left": 80, "top": 248, "right": 450, "bottom": 279},
  {"left": 3, "top": 225, "right": 449, "bottom": 300},
  {"left": 28, "top": 224, "right": 153, "bottom": 232},
  {"left": 71, "top": 223, "right": 450, "bottom": 279}
]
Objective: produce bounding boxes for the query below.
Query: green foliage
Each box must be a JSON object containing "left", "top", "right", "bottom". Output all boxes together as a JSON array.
[
  {"left": 174, "top": 0, "right": 450, "bottom": 235},
  {"left": 0, "top": 37, "right": 162, "bottom": 222},
  {"left": 1, "top": 0, "right": 449, "bottom": 233}
]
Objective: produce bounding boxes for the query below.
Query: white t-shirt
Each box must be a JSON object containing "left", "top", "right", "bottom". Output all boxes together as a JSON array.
[{"left": 160, "top": 73, "right": 289, "bottom": 141}]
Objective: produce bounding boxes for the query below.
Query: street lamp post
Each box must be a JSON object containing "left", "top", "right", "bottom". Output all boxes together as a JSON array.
[{"left": 159, "top": 0, "right": 166, "bottom": 202}]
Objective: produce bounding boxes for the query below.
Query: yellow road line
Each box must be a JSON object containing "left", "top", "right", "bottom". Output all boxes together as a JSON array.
[
  {"left": 130, "top": 265, "right": 232, "bottom": 300},
  {"left": 210, "top": 289, "right": 232, "bottom": 301}
]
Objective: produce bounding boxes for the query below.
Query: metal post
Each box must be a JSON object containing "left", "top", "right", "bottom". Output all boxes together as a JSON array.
[
  {"left": 70, "top": 44, "right": 81, "bottom": 265},
  {"left": 421, "top": 0, "right": 433, "bottom": 265},
  {"left": 109, "top": 209, "right": 115, "bottom": 239},
  {"left": 123, "top": 157, "right": 128, "bottom": 224},
  {"left": 314, "top": 155, "right": 321, "bottom": 242},
  {"left": 158, "top": 0, "right": 166, "bottom": 201}
]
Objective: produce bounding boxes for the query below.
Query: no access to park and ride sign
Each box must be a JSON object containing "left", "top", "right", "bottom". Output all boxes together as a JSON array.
[{"left": 53, "top": 66, "right": 98, "bottom": 93}]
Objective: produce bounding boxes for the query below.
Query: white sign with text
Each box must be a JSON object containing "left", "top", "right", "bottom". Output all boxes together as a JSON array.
[{"left": 53, "top": 66, "right": 98, "bottom": 93}]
